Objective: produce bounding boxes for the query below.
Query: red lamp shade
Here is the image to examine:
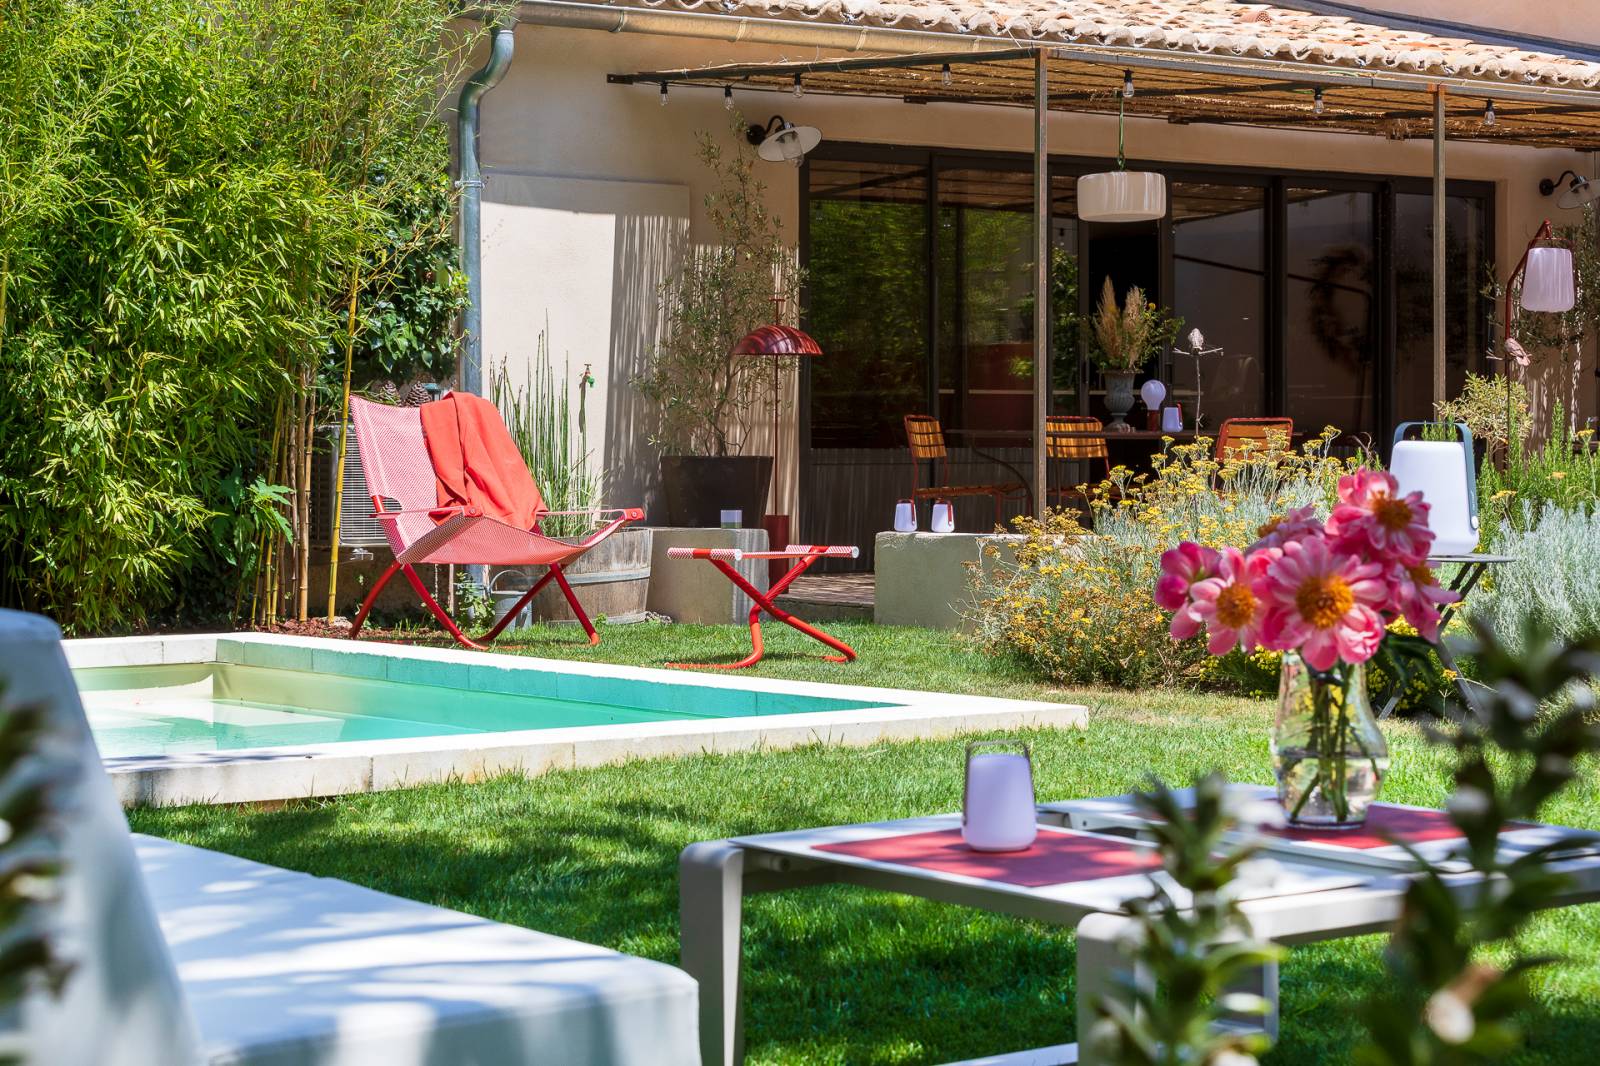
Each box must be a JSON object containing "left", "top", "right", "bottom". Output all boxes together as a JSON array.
[{"left": 732, "top": 324, "right": 822, "bottom": 357}]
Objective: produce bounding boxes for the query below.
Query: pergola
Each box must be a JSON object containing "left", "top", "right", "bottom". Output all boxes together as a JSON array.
[{"left": 521, "top": 0, "right": 1600, "bottom": 518}]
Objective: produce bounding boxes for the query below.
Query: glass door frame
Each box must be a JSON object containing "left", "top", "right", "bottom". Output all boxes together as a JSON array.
[{"left": 798, "top": 141, "right": 1495, "bottom": 454}]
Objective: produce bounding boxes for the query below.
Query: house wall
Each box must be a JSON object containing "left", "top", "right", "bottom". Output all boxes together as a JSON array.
[
  {"left": 1336, "top": 1, "right": 1600, "bottom": 47},
  {"left": 465, "top": 22, "right": 1597, "bottom": 529}
]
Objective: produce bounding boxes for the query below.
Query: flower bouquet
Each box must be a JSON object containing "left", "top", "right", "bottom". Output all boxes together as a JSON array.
[{"left": 1155, "top": 469, "right": 1459, "bottom": 827}]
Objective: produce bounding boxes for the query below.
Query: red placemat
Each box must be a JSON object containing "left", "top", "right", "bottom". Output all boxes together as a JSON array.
[
  {"left": 1266, "top": 805, "right": 1472, "bottom": 849},
  {"left": 813, "top": 829, "right": 1161, "bottom": 887}
]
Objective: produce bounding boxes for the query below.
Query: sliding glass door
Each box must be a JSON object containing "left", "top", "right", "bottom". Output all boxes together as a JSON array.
[{"left": 1284, "top": 187, "right": 1377, "bottom": 437}]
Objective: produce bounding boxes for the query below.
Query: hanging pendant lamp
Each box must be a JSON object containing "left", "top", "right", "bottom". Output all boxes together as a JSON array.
[{"left": 1078, "top": 78, "right": 1166, "bottom": 223}]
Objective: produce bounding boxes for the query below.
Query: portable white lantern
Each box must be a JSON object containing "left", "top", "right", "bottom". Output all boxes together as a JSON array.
[
  {"left": 962, "top": 739, "right": 1037, "bottom": 852},
  {"left": 1521, "top": 242, "right": 1576, "bottom": 313},
  {"left": 1390, "top": 422, "right": 1479, "bottom": 557}
]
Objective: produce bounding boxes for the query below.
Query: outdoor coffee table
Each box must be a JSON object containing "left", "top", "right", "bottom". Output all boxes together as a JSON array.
[
  {"left": 680, "top": 814, "right": 1370, "bottom": 1066},
  {"left": 681, "top": 804, "right": 1600, "bottom": 1066},
  {"left": 665, "top": 544, "right": 859, "bottom": 670}
]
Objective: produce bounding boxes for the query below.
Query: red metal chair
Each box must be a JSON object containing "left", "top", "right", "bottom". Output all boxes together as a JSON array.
[
  {"left": 1044, "top": 415, "right": 1113, "bottom": 505},
  {"left": 903, "top": 415, "right": 1026, "bottom": 527},
  {"left": 1215, "top": 417, "right": 1295, "bottom": 461},
  {"left": 346, "top": 396, "right": 643, "bottom": 650}
]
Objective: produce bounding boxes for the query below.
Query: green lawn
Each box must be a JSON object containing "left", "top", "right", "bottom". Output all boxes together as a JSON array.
[{"left": 132, "top": 621, "right": 1600, "bottom": 1064}]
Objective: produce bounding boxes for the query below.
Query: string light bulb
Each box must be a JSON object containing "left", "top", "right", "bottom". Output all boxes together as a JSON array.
[
  {"left": 1314, "top": 87, "right": 1325, "bottom": 115},
  {"left": 723, "top": 85, "right": 734, "bottom": 110},
  {"left": 659, "top": 81, "right": 668, "bottom": 107},
  {"left": 1484, "top": 98, "right": 1496, "bottom": 127},
  {"left": 1122, "top": 70, "right": 1134, "bottom": 100},
  {"left": 792, "top": 73, "right": 804, "bottom": 98},
  {"left": 941, "top": 63, "right": 953, "bottom": 87}
]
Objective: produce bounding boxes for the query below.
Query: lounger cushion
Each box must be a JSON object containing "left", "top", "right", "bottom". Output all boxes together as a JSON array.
[
  {"left": 136, "top": 835, "right": 700, "bottom": 1066},
  {"left": 0, "top": 610, "right": 203, "bottom": 1066}
]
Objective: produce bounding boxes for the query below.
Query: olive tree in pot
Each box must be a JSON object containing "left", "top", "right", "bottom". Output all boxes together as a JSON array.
[{"left": 638, "top": 118, "right": 803, "bottom": 528}]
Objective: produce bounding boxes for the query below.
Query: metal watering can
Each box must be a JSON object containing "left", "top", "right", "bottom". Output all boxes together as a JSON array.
[{"left": 1390, "top": 421, "right": 1479, "bottom": 556}]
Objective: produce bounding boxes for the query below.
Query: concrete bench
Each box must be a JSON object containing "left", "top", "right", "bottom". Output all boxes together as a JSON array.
[{"left": 2, "top": 609, "right": 699, "bottom": 1066}]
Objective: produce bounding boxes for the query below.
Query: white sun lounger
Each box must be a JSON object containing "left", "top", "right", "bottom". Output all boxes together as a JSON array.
[{"left": 2, "top": 609, "right": 699, "bottom": 1066}]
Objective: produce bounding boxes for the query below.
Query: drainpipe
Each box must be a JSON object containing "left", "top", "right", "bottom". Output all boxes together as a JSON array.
[{"left": 457, "top": 19, "right": 516, "bottom": 398}]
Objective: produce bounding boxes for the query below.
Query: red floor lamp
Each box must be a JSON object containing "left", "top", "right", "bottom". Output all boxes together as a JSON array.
[{"left": 734, "top": 301, "right": 822, "bottom": 584}]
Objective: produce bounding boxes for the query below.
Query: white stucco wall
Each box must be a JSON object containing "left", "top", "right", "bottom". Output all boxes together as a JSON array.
[{"left": 464, "top": 22, "right": 1598, "bottom": 525}]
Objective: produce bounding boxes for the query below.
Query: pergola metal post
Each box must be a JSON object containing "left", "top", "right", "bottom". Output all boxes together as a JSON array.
[
  {"left": 1433, "top": 86, "right": 1447, "bottom": 409},
  {"left": 1033, "top": 49, "right": 1050, "bottom": 521}
]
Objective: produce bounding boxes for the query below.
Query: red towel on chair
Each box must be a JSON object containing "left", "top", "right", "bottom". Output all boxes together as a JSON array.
[{"left": 418, "top": 392, "right": 546, "bottom": 530}]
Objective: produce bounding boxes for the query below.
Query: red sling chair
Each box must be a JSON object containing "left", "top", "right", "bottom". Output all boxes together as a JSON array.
[{"left": 347, "top": 395, "right": 642, "bottom": 650}]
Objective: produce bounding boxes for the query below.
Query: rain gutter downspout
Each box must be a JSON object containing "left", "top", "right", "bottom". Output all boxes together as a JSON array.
[{"left": 458, "top": 19, "right": 516, "bottom": 398}]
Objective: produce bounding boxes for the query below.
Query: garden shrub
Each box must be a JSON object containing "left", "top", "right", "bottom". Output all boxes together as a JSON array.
[
  {"left": 0, "top": 0, "right": 480, "bottom": 632},
  {"left": 1469, "top": 503, "right": 1600, "bottom": 655},
  {"left": 1477, "top": 402, "right": 1600, "bottom": 546},
  {"left": 971, "top": 431, "right": 1355, "bottom": 689}
]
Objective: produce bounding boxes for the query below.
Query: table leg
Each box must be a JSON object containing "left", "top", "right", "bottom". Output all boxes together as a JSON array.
[
  {"left": 681, "top": 842, "right": 749, "bottom": 1066},
  {"left": 1380, "top": 560, "right": 1486, "bottom": 720},
  {"left": 1074, "top": 913, "right": 1150, "bottom": 1066},
  {"left": 1074, "top": 913, "right": 1276, "bottom": 1064},
  {"left": 1218, "top": 957, "right": 1279, "bottom": 1042}
]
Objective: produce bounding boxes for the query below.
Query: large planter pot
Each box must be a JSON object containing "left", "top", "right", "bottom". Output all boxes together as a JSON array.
[
  {"left": 1102, "top": 371, "right": 1138, "bottom": 429},
  {"left": 660, "top": 455, "right": 773, "bottom": 529},
  {"left": 490, "top": 527, "right": 654, "bottom": 628}
]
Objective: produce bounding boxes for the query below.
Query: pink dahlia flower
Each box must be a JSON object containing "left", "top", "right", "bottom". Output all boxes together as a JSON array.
[
  {"left": 1186, "top": 547, "right": 1269, "bottom": 655},
  {"left": 1327, "top": 468, "right": 1434, "bottom": 567},
  {"left": 1249, "top": 504, "right": 1323, "bottom": 553},
  {"left": 1156, "top": 542, "right": 1220, "bottom": 611},
  {"left": 1259, "top": 536, "right": 1391, "bottom": 670},
  {"left": 1389, "top": 562, "right": 1460, "bottom": 642}
]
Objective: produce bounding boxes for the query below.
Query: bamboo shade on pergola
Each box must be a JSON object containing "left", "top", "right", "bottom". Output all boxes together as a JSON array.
[{"left": 613, "top": 48, "right": 1600, "bottom": 151}]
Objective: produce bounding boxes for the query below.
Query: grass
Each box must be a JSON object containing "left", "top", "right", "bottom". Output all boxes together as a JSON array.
[{"left": 131, "top": 621, "right": 1600, "bottom": 1064}]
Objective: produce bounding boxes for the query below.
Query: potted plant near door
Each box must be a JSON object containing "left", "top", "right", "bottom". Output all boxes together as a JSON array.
[
  {"left": 1089, "top": 278, "right": 1182, "bottom": 430},
  {"left": 638, "top": 119, "right": 804, "bottom": 527}
]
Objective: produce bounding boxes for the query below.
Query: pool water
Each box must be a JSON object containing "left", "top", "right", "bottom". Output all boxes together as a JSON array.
[{"left": 76, "top": 661, "right": 891, "bottom": 758}]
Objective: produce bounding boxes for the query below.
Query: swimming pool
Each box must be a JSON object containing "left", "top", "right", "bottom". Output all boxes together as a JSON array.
[
  {"left": 77, "top": 660, "right": 889, "bottom": 758},
  {"left": 66, "top": 634, "right": 1086, "bottom": 806}
]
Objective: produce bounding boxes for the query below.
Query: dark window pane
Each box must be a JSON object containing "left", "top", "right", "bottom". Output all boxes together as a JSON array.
[
  {"left": 937, "top": 167, "right": 1036, "bottom": 435},
  {"left": 1170, "top": 181, "right": 1266, "bottom": 429},
  {"left": 806, "top": 159, "right": 929, "bottom": 448},
  {"left": 1285, "top": 188, "right": 1377, "bottom": 438},
  {"left": 1393, "top": 193, "right": 1489, "bottom": 423}
]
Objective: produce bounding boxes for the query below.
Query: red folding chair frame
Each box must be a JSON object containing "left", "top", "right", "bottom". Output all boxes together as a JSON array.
[{"left": 664, "top": 545, "right": 859, "bottom": 670}]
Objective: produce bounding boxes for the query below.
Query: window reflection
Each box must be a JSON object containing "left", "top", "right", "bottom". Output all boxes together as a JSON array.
[
  {"left": 807, "top": 159, "right": 929, "bottom": 448},
  {"left": 1171, "top": 182, "right": 1266, "bottom": 430},
  {"left": 1393, "top": 194, "right": 1488, "bottom": 422},
  {"left": 1285, "top": 188, "right": 1376, "bottom": 438}
]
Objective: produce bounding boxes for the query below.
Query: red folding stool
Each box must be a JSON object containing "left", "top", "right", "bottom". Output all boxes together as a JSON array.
[{"left": 664, "top": 544, "right": 859, "bottom": 670}]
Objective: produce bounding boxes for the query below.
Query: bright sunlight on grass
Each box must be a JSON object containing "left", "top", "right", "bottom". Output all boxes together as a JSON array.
[{"left": 132, "top": 622, "right": 1600, "bottom": 1065}]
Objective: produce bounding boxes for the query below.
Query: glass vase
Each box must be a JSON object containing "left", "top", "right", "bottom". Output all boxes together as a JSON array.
[{"left": 1270, "top": 652, "right": 1389, "bottom": 828}]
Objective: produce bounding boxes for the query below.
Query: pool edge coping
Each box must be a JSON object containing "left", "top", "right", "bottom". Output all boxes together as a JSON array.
[{"left": 67, "top": 632, "right": 1088, "bottom": 807}]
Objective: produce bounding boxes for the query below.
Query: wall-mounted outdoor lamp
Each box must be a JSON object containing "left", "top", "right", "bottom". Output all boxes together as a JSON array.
[
  {"left": 746, "top": 115, "right": 821, "bottom": 166},
  {"left": 1539, "top": 170, "right": 1600, "bottom": 211}
]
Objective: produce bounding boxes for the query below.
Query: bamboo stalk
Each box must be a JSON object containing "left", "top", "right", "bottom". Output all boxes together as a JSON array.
[
  {"left": 296, "top": 369, "right": 314, "bottom": 621},
  {"left": 326, "top": 265, "right": 362, "bottom": 622}
]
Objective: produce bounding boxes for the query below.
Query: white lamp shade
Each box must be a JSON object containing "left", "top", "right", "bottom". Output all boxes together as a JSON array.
[
  {"left": 1522, "top": 245, "right": 1576, "bottom": 313},
  {"left": 1140, "top": 379, "right": 1167, "bottom": 409},
  {"left": 1078, "top": 170, "right": 1166, "bottom": 223}
]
